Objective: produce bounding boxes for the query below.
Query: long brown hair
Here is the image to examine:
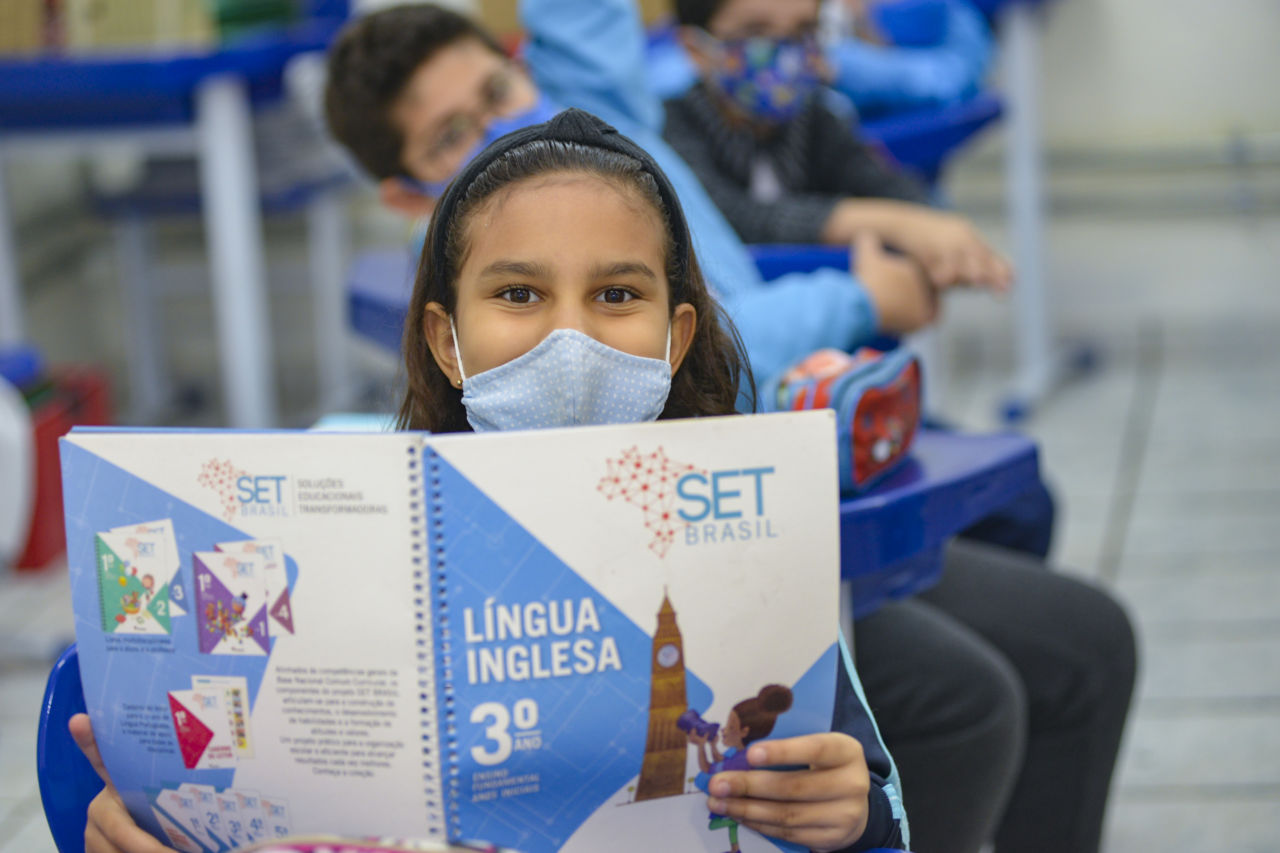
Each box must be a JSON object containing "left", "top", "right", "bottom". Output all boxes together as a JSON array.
[{"left": 396, "top": 138, "right": 754, "bottom": 432}]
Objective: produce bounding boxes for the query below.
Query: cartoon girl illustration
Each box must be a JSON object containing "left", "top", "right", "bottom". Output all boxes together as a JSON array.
[{"left": 686, "top": 684, "right": 794, "bottom": 853}]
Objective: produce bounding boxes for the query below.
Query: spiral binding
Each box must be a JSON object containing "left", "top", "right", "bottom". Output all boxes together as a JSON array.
[
  {"left": 424, "top": 444, "right": 463, "bottom": 839},
  {"left": 411, "top": 442, "right": 446, "bottom": 837}
]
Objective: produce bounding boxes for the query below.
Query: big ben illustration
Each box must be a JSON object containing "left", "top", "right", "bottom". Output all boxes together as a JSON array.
[{"left": 634, "top": 591, "right": 689, "bottom": 801}]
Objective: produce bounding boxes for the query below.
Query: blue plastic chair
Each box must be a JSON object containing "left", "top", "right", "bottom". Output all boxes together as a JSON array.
[
  {"left": 37, "top": 644, "right": 103, "bottom": 853},
  {"left": 860, "top": 92, "right": 1004, "bottom": 185}
]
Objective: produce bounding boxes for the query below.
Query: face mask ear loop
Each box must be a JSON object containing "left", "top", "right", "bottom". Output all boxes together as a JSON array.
[
  {"left": 665, "top": 324, "right": 673, "bottom": 366},
  {"left": 449, "top": 316, "right": 468, "bottom": 384}
]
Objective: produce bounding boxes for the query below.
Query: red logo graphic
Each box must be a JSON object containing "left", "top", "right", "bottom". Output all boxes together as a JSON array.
[
  {"left": 198, "top": 459, "right": 247, "bottom": 522},
  {"left": 598, "top": 446, "right": 701, "bottom": 558}
]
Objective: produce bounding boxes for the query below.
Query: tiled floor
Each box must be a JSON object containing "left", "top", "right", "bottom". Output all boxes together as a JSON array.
[{"left": 3, "top": 181, "right": 1279, "bottom": 851}]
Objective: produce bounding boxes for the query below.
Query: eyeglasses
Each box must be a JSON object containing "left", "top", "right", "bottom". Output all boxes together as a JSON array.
[{"left": 419, "top": 64, "right": 520, "bottom": 172}]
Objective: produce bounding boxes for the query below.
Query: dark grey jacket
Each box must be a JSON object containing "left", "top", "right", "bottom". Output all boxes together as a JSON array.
[{"left": 663, "top": 85, "right": 930, "bottom": 245}]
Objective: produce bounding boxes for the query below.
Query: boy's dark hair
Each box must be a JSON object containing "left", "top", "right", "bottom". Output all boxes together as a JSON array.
[
  {"left": 397, "top": 110, "right": 754, "bottom": 433},
  {"left": 324, "top": 4, "right": 504, "bottom": 180},
  {"left": 672, "top": 0, "right": 726, "bottom": 29}
]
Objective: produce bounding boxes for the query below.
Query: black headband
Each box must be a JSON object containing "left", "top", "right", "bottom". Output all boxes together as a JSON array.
[{"left": 428, "top": 108, "right": 692, "bottom": 294}]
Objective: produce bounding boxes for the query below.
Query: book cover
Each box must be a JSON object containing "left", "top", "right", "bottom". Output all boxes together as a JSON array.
[{"left": 60, "top": 412, "right": 840, "bottom": 853}]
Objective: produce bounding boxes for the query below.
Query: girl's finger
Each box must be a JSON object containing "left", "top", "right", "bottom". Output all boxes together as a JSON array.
[
  {"left": 87, "top": 789, "right": 174, "bottom": 853},
  {"left": 85, "top": 819, "right": 125, "bottom": 853},
  {"left": 745, "top": 732, "right": 865, "bottom": 771},
  {"left": 706, "top": 793, "right": 839, "bottom": 830},
  {"left": 69, "top": 713, "right": 113, "bottom": 788},
  {"left": 995, "top": 253, "right": 1016, "bottom": 289},
  {"left": 710, "top": 763, "right": 864, "bottom": 803},
  {"left": 962, "top": 251, "right": 986, "bottom": 286},
  {"left": 927, "top": 257, "right": 957, "bottom": 288}
]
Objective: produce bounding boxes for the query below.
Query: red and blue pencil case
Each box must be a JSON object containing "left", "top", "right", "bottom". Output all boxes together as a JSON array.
[{"left": 762, "top": 348, "right": 922, "bottom": 493}]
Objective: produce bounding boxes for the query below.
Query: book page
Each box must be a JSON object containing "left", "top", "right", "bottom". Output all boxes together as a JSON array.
[
  {"left": 62, "top": 431, "right": 443, "bottom": 847},
  {"left": 426, "top": 411, "right": 840, "bottom": 853}
]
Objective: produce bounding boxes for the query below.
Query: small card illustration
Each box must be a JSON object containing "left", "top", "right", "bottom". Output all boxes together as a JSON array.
[
  {"left": 167, "top": 687, "right": 237, "bottom": 770},
  {"left": 214, "top": 789, "right": 251, "bottom": 849},
  {"left": 148, "top": 801, "right": 206, "bottom": 853},
  {"left": 191, "top": 675, "right": 253, "bottom": 760},
  {"left": 231, "top": 788, "right": 268, "bottom": 843},
  {"left": 151, "top": 787, "right": 219, "bottom": 853},
  {"left": 178, "top": 784, "right": 229, "bottom": 850},
  {"left": 215, "top": 538, "right": 294, "bottom": 635},
  {"left": 192, "top": 550, "right": 269, "bottom": 655},
  {"left": 111, "top": 519, "right": 186, "bottom": 616},
  {"left": 258, "top": 794, "right": 293, "bottom": 840},
  {"left": 95, "top": 530, "right": 172, "bottom": 635}
]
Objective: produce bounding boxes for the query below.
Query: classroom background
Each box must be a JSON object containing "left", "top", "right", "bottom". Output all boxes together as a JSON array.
[{"left": 1, "top": 0, "right": 1278, "bottom": 850}]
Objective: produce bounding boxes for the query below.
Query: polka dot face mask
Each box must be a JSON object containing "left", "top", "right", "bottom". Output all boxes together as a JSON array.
[{"left": 451, "top": 324, "right": 673, "bottom": 432}]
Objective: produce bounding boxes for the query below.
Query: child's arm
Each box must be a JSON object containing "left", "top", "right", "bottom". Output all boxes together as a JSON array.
[
  {"left": 69, "top": 714, "right": 177, "bottom": 853},
  {"left": 719, "top": 236, "right": 935, "bottom": 389},
  {"left": 520, "top": 0, "right": 662, "bottom": 133},
  {"left": 687, "top": 730, "right": 713, "bottom": 773},
  {"left": 822, "top": 200, "right": 1012, "bottom": 291},
  {"left": 827, "top": 0, "right": 993, "bottom": 114}
]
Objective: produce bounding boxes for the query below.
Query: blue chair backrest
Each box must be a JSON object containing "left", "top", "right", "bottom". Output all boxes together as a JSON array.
[
  {"left": 37, "top": 643, "right": 103, "bottom": 853},
  {"left": 747, "top": 243, "right": 852, "bottom": 280}
]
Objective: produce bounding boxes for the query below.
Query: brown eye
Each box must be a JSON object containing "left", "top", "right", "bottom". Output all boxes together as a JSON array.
[
  {"left": 500, "top": 286, "right": 539, "bottom": 304},
  {"left": 599, "top": 287, "right": 635, "bottom": 304}
]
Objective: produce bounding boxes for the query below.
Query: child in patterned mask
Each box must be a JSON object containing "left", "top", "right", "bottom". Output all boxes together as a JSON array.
[{"left": 667, "top": 0, "right": 1012, "bottom": 292}]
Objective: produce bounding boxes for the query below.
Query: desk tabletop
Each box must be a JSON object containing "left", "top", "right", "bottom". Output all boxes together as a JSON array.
[
  {"left": 0, "top": 22, "right": 340, "bottom": 130},
  {"left": 839, "top": 427, "right": 1039, "bottom": 573},
  {"left": 839, "top": 428, "right": 1038, "bottom": 614}
]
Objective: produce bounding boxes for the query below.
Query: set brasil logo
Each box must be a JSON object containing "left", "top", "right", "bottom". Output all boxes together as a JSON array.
[
  {"left": 198, "top": 459, "right": 289, "bottom": 521},
  {"left": 597, "top": 446, "right": 777, "bottom": 557}
]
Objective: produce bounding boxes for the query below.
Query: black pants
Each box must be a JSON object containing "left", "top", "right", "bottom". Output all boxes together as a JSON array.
[{"left": 854, "top": 540, "right": 1137, "bottom": 853}]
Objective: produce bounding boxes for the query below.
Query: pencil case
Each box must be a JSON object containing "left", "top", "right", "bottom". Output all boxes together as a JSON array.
[{"left": 762, "top": 347, "right": 922, "bottom": 493}]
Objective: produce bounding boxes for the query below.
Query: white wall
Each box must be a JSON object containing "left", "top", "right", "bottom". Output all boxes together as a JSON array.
[{"left": 1016, "top": 0, "right": 1280, "bottom": 148}]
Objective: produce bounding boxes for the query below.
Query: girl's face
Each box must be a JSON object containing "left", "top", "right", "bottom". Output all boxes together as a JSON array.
[
  {"left": 722, "top": 710, "right": 748, "bottom": 750},
  {"left": 424, "top": 173, "right": 697, "bottom": 386}
]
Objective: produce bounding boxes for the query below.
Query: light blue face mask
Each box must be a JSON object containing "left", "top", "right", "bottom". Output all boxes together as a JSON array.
[
  {"left": 451, "top": 324, "right": 673, "bottom": 432},
  {"left": 404, "top": 93, "right": 562, "bottom": 198}
]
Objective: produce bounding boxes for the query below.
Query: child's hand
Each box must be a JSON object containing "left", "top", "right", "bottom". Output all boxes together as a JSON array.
[
  {"left": 69, "top": 714, "right": 176, "bottom": 853},
  {"left": 853, "top": 232, "right": 939, "bottom": 334},
  {"left": 705, "top": 732, "right": 871, "bottom": 853},
  {"left": 890, "top": 209, "right": 1013, "bottom": 291}
]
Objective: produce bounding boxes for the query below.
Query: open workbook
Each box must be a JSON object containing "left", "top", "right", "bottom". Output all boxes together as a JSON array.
[{"left": 60, "top": 411, "right": 841, "bottom": 853}]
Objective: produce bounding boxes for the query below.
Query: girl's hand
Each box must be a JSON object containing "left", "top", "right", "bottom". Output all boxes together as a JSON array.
[
  {"left": 69, "top": 714, "right": 176, "bottom": 853},
  {"left": 705, "top": 732, "right": 871, "bottom": 853}
]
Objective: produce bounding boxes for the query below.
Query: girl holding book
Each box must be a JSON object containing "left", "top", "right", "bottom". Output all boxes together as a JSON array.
[{"left": 72, "top": 108, "right": 907, "bottom": 853}]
